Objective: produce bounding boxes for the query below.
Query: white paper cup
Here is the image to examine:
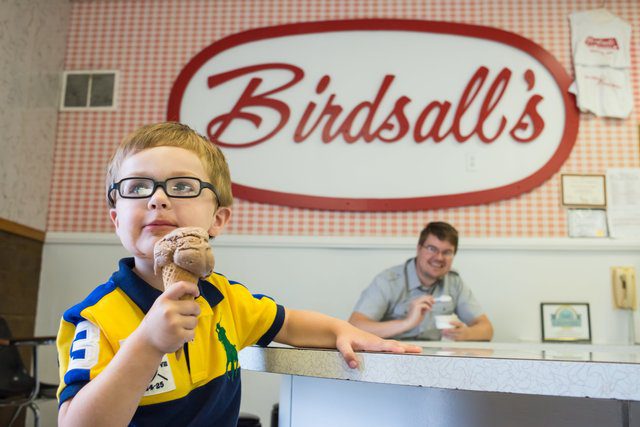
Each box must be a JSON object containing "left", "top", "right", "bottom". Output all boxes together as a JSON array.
[{"left": 435, "top": 314, "right": 458, "bottom": 329}]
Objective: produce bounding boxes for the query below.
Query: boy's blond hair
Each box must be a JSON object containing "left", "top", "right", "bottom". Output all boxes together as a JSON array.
[{"left": 106, "top": 122, "right": 232, "bottom": 208}]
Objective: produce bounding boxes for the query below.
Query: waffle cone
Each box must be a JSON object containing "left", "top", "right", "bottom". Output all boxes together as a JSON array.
[{"left": 162, "top": 263, "right": 198, "bottom": 299}]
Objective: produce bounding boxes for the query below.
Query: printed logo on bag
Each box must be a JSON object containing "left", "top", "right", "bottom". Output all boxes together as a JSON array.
[
  {"left": 585, "top": 36, "right": 620, "bottom": 50},
  {"left": 168, "top": 20, "right": 578, "bottom": 211}
]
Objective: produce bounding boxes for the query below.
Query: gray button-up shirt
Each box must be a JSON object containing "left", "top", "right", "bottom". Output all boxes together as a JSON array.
[{"left": 353, "top": 258, "right": 484, "bottom": 340}]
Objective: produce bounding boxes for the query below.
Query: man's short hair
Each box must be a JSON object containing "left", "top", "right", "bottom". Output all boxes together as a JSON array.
[
  {"left": 106, "top": 122, "right": 232, "bottom": 208},
  {"left": 418, "top": 222, "right": 459, "bottom": 254}
]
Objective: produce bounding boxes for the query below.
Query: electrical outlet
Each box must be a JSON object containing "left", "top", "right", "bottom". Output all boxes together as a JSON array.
[
  {"left": 465, "top": 153, "right": 478, "bottom": 172},
  {"left": 611, "top": 266, "right": 637, "bottom": 309}
]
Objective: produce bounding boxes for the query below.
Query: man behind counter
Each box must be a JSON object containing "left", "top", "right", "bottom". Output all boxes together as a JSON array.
[{"left": 349, "top": 222, "right": 493, "bottom": 341}]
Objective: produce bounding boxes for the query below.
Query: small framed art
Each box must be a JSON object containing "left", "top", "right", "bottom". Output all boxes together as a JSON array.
[
  {"left": 540, "top": 303, "right": 591, "bottom": 343},
  {"left": 561, "top": 174, "right": 606, "bottom": 208},
  {"left": 567, "top": 209, "right": 608, "bottom": 237}
]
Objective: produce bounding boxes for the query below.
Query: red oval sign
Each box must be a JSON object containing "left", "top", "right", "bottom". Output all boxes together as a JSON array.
[{"left": 168, "top": 19, "right": 579, "bottom": 211}]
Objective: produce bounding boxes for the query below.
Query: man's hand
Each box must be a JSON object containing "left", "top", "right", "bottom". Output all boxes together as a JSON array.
[
  {"left": 137, "top": 281, "right": 201, "bottom": 354},
  {"left": 404, "top": 295, "right": 435, "bottom": 329},
  {"left": 441, "top": 320, "right": 471, "bottom": 341},
  {"left": 441, "top": 314, "right": 493, "bottom": 341}
]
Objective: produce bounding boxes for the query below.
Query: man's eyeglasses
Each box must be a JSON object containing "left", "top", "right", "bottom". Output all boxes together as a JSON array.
[
  {"left": 108, "top": 177, "right": 220, "bottom": 206},
  {"left": 422, "top": 244, "right": 455, "bottom": 259}
]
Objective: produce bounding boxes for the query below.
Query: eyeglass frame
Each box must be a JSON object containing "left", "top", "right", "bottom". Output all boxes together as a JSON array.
[
  {"left": 108, "top": 176, "right": 220, "bottom": 207},
  {"left": 421, "top": 244, "right": 455, "bottom": 259}
]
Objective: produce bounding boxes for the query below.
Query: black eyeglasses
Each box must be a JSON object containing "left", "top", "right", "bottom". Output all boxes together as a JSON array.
[{"left": 108, "top": 177, "right": 220, "bottom": 206}]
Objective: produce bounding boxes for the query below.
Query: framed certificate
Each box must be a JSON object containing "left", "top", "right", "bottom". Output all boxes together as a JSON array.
[
  {"left": 561, "top": 174, "right": 606, "bottom": 207},
  {"left": 540, "top": 303, "right": 591, "bottom": 343},
  {"left": 567, "top": 209, "right": 608, "bottom": 237}
]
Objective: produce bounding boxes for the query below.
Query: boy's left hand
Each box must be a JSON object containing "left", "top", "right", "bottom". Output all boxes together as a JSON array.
[
  {"left": 275, "top": 309, "right": 422, "bottom": 370},
  {"left": 336, "top": 324, "right": 422, "bottom": 369}
]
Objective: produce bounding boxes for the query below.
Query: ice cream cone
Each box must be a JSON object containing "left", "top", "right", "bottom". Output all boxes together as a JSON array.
[
  {"left": 162, "top": 263, "right": 197, "bottom": 359},
  {"left": 161, "top": 263, "right": 198, "bottom": 300},
  {"left": 153, "top": 227, "right": 214, "bottom": 361}
]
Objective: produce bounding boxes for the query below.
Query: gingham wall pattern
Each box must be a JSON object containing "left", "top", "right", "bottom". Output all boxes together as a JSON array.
[{"left": 48, "top": 0, "right": 640, "bottom": 237}]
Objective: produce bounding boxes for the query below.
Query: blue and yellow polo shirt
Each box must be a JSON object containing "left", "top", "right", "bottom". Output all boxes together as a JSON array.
[{"left": 56, "top": 258, "right": 285, "bottom": 426}]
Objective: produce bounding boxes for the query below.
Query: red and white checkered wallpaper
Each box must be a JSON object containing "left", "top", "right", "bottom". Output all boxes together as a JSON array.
[{"left": 48, "top": 0, "right": 640, "bottom": 237}]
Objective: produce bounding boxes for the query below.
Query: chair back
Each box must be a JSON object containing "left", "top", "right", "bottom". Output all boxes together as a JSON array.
[{"left": 0, "top": 317, "right": 35, "bottom": 398}]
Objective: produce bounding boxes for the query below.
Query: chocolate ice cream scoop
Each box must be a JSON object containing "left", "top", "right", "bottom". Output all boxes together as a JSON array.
[{"left": 154, "top": 227, "right": 214, "bottom": 288}]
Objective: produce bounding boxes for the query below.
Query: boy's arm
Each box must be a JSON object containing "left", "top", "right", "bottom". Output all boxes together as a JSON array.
[
  {"left": 274, "top": 308, "right": 421, "bottom": 369},
  {"left": 58, "top": 330, "right": 164, "bottom": 426},
  {"left": 348, "top": 311, "right": 413, "bottom": 338},
  {"left": 58, "top": 282, "right": 200, "bottom": 427}
]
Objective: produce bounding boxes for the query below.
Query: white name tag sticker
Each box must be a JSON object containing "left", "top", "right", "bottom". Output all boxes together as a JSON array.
[{"left": 144, "top": 355, "right": 177, "bottom": 396}]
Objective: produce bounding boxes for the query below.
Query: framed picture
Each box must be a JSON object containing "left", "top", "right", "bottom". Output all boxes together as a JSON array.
[
  {"left": 540, "top": 303, "right": 591, "bottom": 343},
  {"left": 561, "top": 174, "right": 606, "bottom": 208},
  {"left": 567, "top": 209, "right": 608, "bottom": 238}
]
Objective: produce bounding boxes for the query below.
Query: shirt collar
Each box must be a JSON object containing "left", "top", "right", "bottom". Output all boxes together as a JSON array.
[
  {"left": 112, "top": 257, "right": 224, "bottom": 313},
  {"left": 407, "top": 257, "right": 443, "bottom": 293}
]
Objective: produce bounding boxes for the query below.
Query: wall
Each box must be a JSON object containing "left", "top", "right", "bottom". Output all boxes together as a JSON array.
[
  {"left": 47, "top": 0, "right": 640, "bottom": 237},
  {"left": 0, "top": 1, "right": 69, "bottom": 425},
  {"left": 0, "top": 0, "right": 69, "bottom": 231},
  {"left": 35, "top": 0, "right": 640, "bottom": 426},
  {"left": 39, "top": 234, "right": 640, "bottom": 345}
]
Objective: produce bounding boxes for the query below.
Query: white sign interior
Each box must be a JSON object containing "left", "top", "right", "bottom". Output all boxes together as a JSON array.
[{"left": 171, "top": 22, "right": 576, "bottom": 209}]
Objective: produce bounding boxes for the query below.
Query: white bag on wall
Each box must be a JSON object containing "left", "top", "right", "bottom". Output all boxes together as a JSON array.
[{"left": 568, "top": 8, "right": 632, "bottom": 118}]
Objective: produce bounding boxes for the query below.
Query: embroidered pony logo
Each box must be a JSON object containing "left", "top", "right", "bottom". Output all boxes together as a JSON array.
[{"left": 215, "top": 322, "right": 238, "bottom": 379}]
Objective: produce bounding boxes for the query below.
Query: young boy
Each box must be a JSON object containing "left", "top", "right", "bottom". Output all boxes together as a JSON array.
[{"left": 56, "top": 122, "right": 421, "bottom": 427}]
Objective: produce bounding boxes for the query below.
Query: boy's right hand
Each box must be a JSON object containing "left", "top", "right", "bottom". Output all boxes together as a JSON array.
[{"left": 136, "top": 281, "right": 201, "bottom": 354}]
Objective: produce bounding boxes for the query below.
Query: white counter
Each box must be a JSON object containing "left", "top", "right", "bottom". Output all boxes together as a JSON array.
[{"left": 240, "top": 341, "right": 640, "bottom": 401}]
